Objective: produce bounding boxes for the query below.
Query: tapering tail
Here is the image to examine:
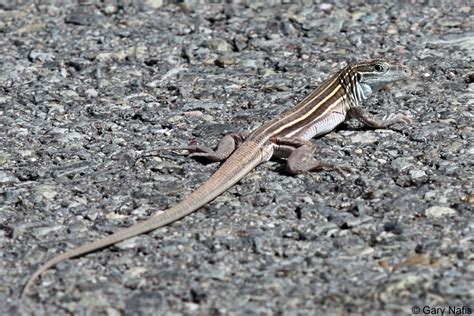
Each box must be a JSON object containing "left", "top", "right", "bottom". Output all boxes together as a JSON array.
[{"left": 22, "top": 141, "right": 265, "bottom": 299}]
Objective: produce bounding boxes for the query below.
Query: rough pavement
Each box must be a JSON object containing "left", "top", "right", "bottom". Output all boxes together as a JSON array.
[{"left": 1, "top": 1, "right": 473, "bottom": 315}]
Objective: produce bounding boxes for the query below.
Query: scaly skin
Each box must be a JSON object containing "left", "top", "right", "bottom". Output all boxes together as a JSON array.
[{"left": 22, "top": 60, "right": 411, "bottom": 299}]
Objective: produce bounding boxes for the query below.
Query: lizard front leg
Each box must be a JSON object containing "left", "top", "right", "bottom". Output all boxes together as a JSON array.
[
  {"left": 271, "top": 137, "right": 350, "bottom": 175},
  {"left": 348, "top": 107, "right": 412, "bottom": 129}
]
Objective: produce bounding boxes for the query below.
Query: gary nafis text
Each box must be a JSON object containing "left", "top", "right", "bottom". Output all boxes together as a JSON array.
[{"left": 411, "top": 305, "right": 472, "bottom": 315}]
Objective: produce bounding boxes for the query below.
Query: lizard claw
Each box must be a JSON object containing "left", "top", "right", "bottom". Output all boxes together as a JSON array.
[
  {"left": 333, "top": 165, "right": 354, "bottom": 178},
  {"left": 382, "top": 113, "right": 413, "bottom": 126}
]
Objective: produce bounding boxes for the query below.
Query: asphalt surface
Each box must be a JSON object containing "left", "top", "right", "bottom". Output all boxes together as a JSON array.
[{"left": 1, "top": 1, "right": 473, "bottom": 315}]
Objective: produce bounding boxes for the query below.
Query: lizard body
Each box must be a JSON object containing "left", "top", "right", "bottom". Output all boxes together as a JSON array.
[{"left": 22, "top": 59, "right": 411, "bottom": 298}]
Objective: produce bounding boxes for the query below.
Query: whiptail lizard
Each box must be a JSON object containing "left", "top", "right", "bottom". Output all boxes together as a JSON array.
[{"left": 22, "top": 59, "right": 412, "bottom": 298}]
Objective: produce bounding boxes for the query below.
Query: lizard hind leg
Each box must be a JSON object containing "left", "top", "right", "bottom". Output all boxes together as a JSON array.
[
  {"left": 187, "top": 132, "right": 250, "bottom": 162},
  {"left": 271, "top": 137, "right": 351, "bottom": 176},
  {"left": 134, "top": 132, "right": 249, "bottom": 164}
]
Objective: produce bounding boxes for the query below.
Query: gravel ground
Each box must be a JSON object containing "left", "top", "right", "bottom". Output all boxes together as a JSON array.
[{"left": 1, "top": 1, "right": 473, "bottom": 315}]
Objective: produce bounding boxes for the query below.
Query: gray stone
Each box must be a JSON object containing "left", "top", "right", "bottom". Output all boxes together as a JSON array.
[
  {"left": 425, "top": 206, "right": 457, "bottom": 218},
  {"left": 391, "top": 157, "right": 414, "bottom": 173},
  {"left": 1, "top": 1, "right": 471, "bottom": 314}
]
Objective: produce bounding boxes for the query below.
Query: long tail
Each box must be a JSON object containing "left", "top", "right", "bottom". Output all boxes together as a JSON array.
[{"left": 22, "top": 142, "right": 264, "bottom": 299}]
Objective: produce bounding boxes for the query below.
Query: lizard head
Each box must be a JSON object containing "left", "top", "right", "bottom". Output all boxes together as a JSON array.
[{"left": 350, "top": 60, "right": 411, "bottom": 99}]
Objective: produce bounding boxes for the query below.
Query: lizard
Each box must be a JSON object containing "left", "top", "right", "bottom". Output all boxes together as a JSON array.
[{"left": 22, "top": 59, "right": 412, "bottom": 298}]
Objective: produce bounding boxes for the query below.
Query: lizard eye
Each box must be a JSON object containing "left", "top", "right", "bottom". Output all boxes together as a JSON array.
[{"left": 374, "top": 64, "right": 384, "bottom": 72}]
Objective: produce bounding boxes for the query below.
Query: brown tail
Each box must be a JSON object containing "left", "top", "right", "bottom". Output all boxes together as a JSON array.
[{"left": 21, "top": 142, "right": 264, "bottom": 299}]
